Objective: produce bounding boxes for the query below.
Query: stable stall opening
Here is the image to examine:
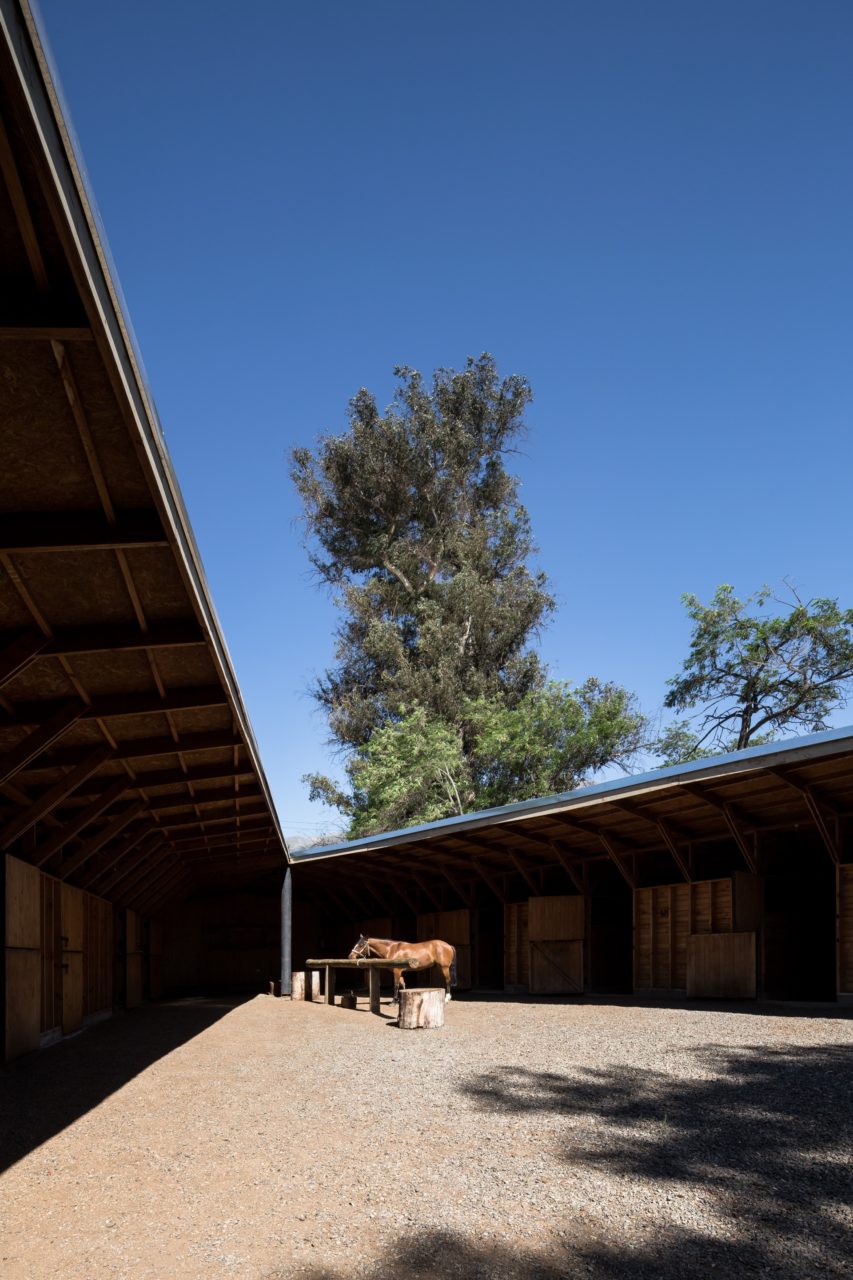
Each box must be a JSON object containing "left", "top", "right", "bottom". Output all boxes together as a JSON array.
[{"left": 762, "top": 834, "right": 836, "bottom": 1001}]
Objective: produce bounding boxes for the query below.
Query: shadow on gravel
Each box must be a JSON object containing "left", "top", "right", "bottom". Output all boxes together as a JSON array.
[
  {"left": 454, "top": 1045, "right": 853, "bottom": 1277},
  {"left": 0, "top": 996, "right": 245, "bottom": 1174}
]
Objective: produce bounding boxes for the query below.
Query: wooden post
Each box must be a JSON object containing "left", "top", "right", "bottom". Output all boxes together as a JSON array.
[
  {"left": 369, "top": 966, "right": 381, "bottom": 1014},
  {"left": 308, "top": 970, "right": 319, "bottom": 1001},
  {"left": 324, "top": 965, "right": 335, "bottom": 1005},
  {"left": 291, "top": 971, "right": 306, "bottom": 1000},
  {"left": 398, "top": 987, "right": 445, "bottom": 1029}
]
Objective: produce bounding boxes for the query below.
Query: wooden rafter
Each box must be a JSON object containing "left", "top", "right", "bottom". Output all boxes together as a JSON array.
[
  {"left": 682, "top": 784, "right": 757, "bottom": 873},
  {"left": 509, "top": 850, "right": 540, "bottom": 896},
  {"left": 0, "top": 702, "right": 83, "bottom": 784},
  {"left": 0, "top": 629, "right": 50, "bottom": 689},
  {"left": 0, "top": 510, "right": 168, "bottom": 554},
  {"left": 5, "top": 685, "right": 228, "bottom": 727},
  {"left": 45, "top": 730, "right": 242, "bottom": 770},
  {"left": 597, "top": 832, "right": 636, "bottom": 889},
  {"left": 0, "top": 744, "right": 113, "bottom": 848},
  {"left": 471, "top": 855, "right": 506, "bottom": 903},
  {"left": 0, "top": 620, "right": 204, "bottom": 659},
  {"left": 766, "top": 768, "right": 840, "bottom": 865},
  {"left": 58, "top": 801, "right": 147, "bottom": 879},
  {"left": 31, "top": 776, "right": 130, "bottom": 866}
]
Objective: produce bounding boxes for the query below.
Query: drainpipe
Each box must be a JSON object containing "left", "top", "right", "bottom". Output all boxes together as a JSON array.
[{"left": 280, "top": 865, "right": 292, "bottom": 996}]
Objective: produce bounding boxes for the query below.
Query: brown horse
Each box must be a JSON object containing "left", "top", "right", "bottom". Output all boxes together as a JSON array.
[{"left": 349, "top": 935, "right": 457, "bottom": 1002}]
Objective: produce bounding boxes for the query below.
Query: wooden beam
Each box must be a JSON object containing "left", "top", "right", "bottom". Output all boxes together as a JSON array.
[
  {"left": 0, "top": 745, "right": 113, "bottom": 848},
  {"left": 410, "top": 868, "right": 444, "bottom": 911},
  {"left": 5, "top": 685, "right": 228, "bottom": 727},
  {"left": 0, "top": 326, "right": 93, "bottom": 342},
  {"left": 0, "top": 113, "right": 50, "bottom": 291},
  {"left": 0, "top": 510, "right": 168, "bottom": 554},
  {"left": 471, "top": 856, "right": 507, "bottom": 903},
  {"left": 142, "top": 787, "right": 262, "bottom": 815},
  {"left": 655, "top": 820, "right": 693, "bottom": 882},
  {"left": 765, "top": 769, "right": 840, "bottom": 865},
  {"left": 682, "top": 784, "right": 757, "bottom": 873},
  {"left": 0, "top": 629, "right": 50, "bottom": 689},
  {"left": 84, "top": 827, "right": 161, "bottom": 893},
  {"left": 112, "top": 845, "right": 175, "bottom": 900},
  {"left": 45, "top": 729, "right": 242, "bottom": 770},
  {"left": 31, "top": 776, "right": 130, "bottom": 866},
  {"left": 549, "top": 842, "right": 585, "bottom": 894},
  {"left": 134, "top": 865, "right": 187, "bottom": 913},
  {"left": 437, "top": 865, "right": 473, "bottom": 908},
  {"left": 0, "top": 702, "right": 83, "bottom": 784},
  {"left": 156, "top": 812, "right": 272, "bottom": 834},
  {"left": 597, "top": 833, "right": 635, "bottom": 889},
  {"left": 58, "top": 802, "right": 147, "bottom": 879},
  {"left": 384, "top": 871, "right": 420, "bottom": 915},
  {"left": 509, "top": 851, "right": 540, "bottom": 896},
  {"left": 0, "top": 620, "right": 204, "bottom": 659},
  {"left": 72, "top": 761, "right": 254, "bottom": 796}
]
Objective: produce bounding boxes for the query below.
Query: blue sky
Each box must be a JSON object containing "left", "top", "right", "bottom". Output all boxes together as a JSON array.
[{"left": 38, "top": 1, "right": 853, "bottom": 841}]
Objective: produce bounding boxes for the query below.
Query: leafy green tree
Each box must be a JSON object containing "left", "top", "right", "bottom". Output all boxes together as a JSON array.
[
  {"left": 309, "top": 681, "right": 646, "bottom": 837},
  {"left": 659, "top": 584, "right": 853, "bottom": 762}
]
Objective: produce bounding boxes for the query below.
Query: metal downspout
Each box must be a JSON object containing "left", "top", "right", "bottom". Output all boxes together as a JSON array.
[{"left": 280, "top": 866, "right": 292, "bottom": 996}]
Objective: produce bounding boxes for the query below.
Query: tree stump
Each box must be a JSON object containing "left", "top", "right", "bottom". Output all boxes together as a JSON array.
[
  {"left": 291, "top": 971, "right": 305, "bottom": 1000},
  {"left": 307, "top": 970, "right": 320, "bottom": 1001},
  {"left": 398, "top": 987, "right": 445, "bottom": 1029}
]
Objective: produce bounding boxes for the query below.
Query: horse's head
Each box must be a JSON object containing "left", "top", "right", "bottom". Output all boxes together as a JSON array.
[{"left": 348, "top": 934, "right": 370, "bottom": 959}]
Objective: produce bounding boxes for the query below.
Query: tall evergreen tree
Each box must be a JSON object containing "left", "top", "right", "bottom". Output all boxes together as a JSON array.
[{"left": 293, "top": 355, "right": 644, "bottom": 833}]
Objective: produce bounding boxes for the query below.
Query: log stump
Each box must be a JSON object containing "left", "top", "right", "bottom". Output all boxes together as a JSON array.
[
  {"left": 290, "top": 971, "right": 305, "bottom": 1000},
  {"left": 307, "top": 970, "right": 320, "bottom": 1001},
  {"left": 398, "top": 987, "right": 445, "bottom": 1030}
]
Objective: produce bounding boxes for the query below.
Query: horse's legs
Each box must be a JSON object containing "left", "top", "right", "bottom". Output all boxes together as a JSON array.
[
  {"left": 392, "top": 967, "right": 405, "bottom": 1004},
  {"left": 440, "top": 963, "right": 452, "bottom": 1001}
]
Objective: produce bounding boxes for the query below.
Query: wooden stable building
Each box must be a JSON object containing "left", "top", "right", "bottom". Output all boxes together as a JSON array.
[
  {"left": 291, "top": 727, "right": 853, "bottom": 1006},
  {"left": 1, "top": 1, "right": 287, "bottom": 1062}
]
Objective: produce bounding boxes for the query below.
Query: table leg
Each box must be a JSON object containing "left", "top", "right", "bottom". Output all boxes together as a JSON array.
[
  {"left": 325, "top": 965, "right": 335, "bottom": 1005},
  {"left": 369, "top": 966, "right": 381, "bottom": 1014}
]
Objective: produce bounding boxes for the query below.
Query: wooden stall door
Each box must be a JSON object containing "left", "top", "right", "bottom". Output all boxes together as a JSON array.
[
  {"left": 528, "top": 895, "right": 584, "bottom": 994},
  {"left": 687, "top": 933, "right": 757, "bottom": 998},
  {"left": 504, "top": 901, "right": 529, "bottom": 989},
  {"left": 690, "top": 879, "right": 733, "bottom": 934},
  {"left": 5, "top": 856, "right": 42, "bottom": 1060},
  {"left": 60, "top": 883, "right": 84, "bottom": 1035},
  {"left": 416, "top": 909, "right": 472, "bottom": 988}
]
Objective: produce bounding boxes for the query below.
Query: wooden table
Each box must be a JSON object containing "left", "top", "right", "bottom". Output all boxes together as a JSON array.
[{"left": 305, "top": 957, "right": 419, "bottom": 1014}]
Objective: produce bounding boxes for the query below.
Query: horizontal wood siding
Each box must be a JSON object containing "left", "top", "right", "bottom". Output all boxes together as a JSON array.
[{"left": 687, "top": 932, "right": 757, "bottom": 998}]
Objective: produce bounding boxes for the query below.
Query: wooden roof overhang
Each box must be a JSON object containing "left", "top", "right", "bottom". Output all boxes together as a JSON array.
[
  {"left": 291, "top": 729, "right": 853, "bottom": 915},
  {"left": 0, "top": 2, "right": 287, "bottom": 912}
]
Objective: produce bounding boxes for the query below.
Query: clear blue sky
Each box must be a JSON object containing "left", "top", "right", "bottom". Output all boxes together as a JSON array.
[{"left": 38, "top": 0, "right": 853, "bottom": 841}]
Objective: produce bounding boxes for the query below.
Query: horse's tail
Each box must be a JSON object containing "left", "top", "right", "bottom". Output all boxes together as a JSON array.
[{"left": 450, "top": 945, "right": 457, "bottom": 988}]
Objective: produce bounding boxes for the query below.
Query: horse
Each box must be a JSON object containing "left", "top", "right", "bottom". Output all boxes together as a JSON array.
[{"left": 348, "top": 935, "right": 457, "bottom": 1003}]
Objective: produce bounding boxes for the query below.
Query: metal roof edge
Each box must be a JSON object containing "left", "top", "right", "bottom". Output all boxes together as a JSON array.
[
  {"left": 291, "top": 723, "right": 853, "bottom": 863},
  {"left": 3, "top": 1, "right": 288, "bottom": 858}
]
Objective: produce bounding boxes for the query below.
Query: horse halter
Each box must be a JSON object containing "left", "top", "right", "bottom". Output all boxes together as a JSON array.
[{"left": 352, "top": 936, "right": 373, "bottom": 958}]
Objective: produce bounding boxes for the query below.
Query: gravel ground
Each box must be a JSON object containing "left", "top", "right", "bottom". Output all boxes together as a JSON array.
[{"left": 1, "top": 992, "right": 852, "bottom": 1279}]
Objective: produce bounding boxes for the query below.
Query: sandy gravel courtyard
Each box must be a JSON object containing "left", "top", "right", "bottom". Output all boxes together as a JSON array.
[{"left": 2, "top": 992, "right": 852, "bottom": 1279}]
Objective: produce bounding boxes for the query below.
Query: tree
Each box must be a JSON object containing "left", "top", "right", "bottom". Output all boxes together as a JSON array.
[
  {"left": 311, "top": 681, "right": 646, "bottom": 838},
  {"left": 294, "top": 354, "right": 645, "bottom": 834},
  {"left": 291, "top": 354, "right": 552, "bottom": 751},
  {"left": 659, "top": 583, "right": 853, "bottom": 763}
]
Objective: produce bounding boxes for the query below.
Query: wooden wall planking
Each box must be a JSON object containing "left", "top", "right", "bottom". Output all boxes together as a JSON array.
[
  {"left": 416, "top": 909, "right": 472, "bottom": 988},
  {"left": 40, "top": 875, "right": 60, "bottom": 1033},
  {"left": 634, "top": 883, "right": 690, "bottom": 991},
  {"left": 528, "top": 895, "right": 585, "bottom": 942},
  {"left": 60, "top": 884, "right": 84, "bottom": 1035},
  {"left": 5, "top": 856, "right": 41, "bottom": 1058},
  {"left": 687, "top": 932, "right": 757, "bottom": 998},
  {"left": 504, "top": 901, "right": 529, "bottom": 988}
]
